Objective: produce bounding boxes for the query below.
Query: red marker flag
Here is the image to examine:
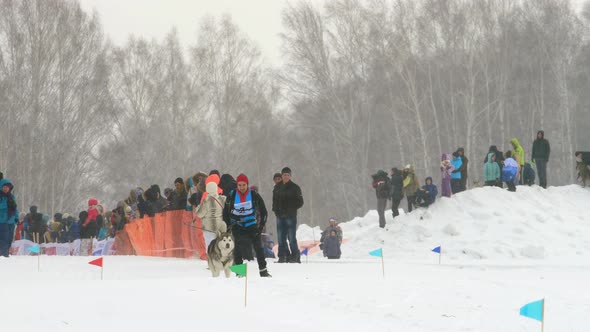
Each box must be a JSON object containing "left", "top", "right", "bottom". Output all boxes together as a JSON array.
[{"left": 88, "top": 257, "right": 103, "bottom": 267}]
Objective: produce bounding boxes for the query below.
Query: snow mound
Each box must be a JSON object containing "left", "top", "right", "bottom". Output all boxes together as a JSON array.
[{"left": 298, "top": 185, "right": 590, "bottom": 262}]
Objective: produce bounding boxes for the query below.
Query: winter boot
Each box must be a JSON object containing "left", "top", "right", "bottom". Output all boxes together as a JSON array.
[
  {"left": 277, "top": 256, "right": 288, "bottom": 263},
  {"left": 288, "top": 254, "right": 301, "bottom": 264},
  {"left": 259, "top": 268, "right": 272, "bottom": 277}
]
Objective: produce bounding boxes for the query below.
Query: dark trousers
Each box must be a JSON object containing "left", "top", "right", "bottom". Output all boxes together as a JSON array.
[
  {"left": 484, "top": 181, "right": 497, "bottom": 187},
  {"left": 277, "top": 216, "right": 300, "bottom": 259},
  {"left": 535, "top": 159, "right": 548, "bottom": 188},
  {"left": 0, "top": 223, "right": 10, "bottom": 257},
  {"left": 276, "top": 217, "right": 290, "bottom": 258},
  {"left": 232, "top": 226, "right": 267, "bottom": 271},
  {"left": 506, "top": 180, "right": 516, "bottom": 192},
  {"left": 407, "top": 195, "right": 416, "bottom": 213},
  {"left": 451, "top": 179, "right": 462, "bottom": 194},
  {"left": 377, "top": 198, "right": 387, "bottom": 228},
  {"left": 391, "top": 197, "right": 402, "bottom": 218}
]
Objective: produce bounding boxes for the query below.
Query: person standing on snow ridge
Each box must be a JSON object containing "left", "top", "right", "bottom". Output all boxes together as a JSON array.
[
  {"left": 483, "top": 152, "right": 501, "bottom": 187},
  {"left": 0, "top": 178, "right": 17, "bottom": 257},
  {"left": 510, "top": 138, "right": 525, "bottom": 185},
  {"left": 371, "top": 170, "right": 391, "bottom": 228},
  {"left": 440, "top": 154, "right": 453, "bottom": 198},
  {"left": 223, "top": 173, "right": 271, "bottom": 277},
  {"left": 456, "top": 148, "right": 469, "bottom": 191},
  {"left": 450, "top": 152, "right": 463, "bottom": 194},
  {"left": 402, "top": 165, "right": 419, "bottom": 213},
  {"left": 531, "top": 130, "right": 550, "bottom": 188},
  {"left": 390, "top": 168, "right": 404, "bottom": 219}
]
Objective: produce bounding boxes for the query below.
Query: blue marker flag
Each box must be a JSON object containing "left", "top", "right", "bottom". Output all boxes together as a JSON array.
[
  {"left": 369, "top": 248, "right": 383, "bottom": 257},
  {"left": 301, "top": 248, "right": 309, "bottom": 256},
  {"left": 28, "top": 245, "right": 40, "bottom": 254},
  {"left": 520, "top": 299, "right": 544, "bottom": 322},
  {"left": 432, "top": 246, "right": 441, "bottom": 254}
]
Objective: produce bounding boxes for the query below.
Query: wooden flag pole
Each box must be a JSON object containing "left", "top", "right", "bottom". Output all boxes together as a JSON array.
[
  {"left": 101, "top": 263, "right": 104, "bottom": 281},
  {"left": 541, "top": 298, "right": 545, "bottom": 332},
  {"left": 244, "top": 263, "right": 248, "bottom": 308}
]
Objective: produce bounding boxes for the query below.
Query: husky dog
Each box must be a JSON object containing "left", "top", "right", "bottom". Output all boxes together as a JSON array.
[{"left": 207, "top": 231, "right": 235, "bottom": 278}]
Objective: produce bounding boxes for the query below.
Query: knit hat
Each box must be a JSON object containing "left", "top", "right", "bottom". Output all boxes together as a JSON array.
[
  {"left": 281, "top": 167, "right": 292, "bottom": 175},
  {"left": 209, "top": 170, "right": 220, "bottom": 176},
  {"left": 236, "top": 173, "right": 249, "bottom": 185},
  {"left": 273, "top": 173, "right": 282, "bottom": 179},
  {"left": 174, "top": 177, "right": 184, "bottom": 185},
  {"left": 88, "top": 198, "right": 98, "bottom": 206}
]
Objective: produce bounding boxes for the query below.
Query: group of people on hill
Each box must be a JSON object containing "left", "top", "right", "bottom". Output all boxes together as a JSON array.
[{"left": 371, "top": 131, "right": 553, "bottom": 228}]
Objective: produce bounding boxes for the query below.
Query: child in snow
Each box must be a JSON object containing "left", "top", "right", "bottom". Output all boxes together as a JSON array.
[
  {"left": 502, "top": 151, "right": 519, "bottom": 192},
  {"left": 440, "top": 154, "right": 453, "bottom": 198},
  {"left": 416, "top": 177, "right": 438, "bottom": 208},
  {"left": 523, "top": 162, "right": 535, "bottom": 186},
  {"left": 483, "top": 152, "right": 501, "bottom": 186}
]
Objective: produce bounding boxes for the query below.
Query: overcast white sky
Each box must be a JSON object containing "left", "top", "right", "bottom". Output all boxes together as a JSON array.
[
  {"left": 79, "top": 0, "right": 292, "bottom": 65},
  {"left": 80, "top": 0, "right": 586, "bottom": 66}
]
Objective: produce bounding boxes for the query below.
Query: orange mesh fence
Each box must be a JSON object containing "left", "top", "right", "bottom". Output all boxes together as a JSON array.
[{"left": 117, "top": 210, "right": 207, "bottom": 259}]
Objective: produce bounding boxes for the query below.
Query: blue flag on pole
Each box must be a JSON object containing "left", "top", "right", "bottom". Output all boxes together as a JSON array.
[
  {"left": 432, "top": 246, "right": 441, "bottom": 254},
  {"left": 301, "top": 247, "right": 309, "bottom": 256},
  {"left": 369, "top": 248, "right": 383, "bottom": 257},
  {"left": 28, "top": 245, "right": 40, "bottom": 254},
  {"left": 520, "top": 299, "right": 544, "bottom": 322}
]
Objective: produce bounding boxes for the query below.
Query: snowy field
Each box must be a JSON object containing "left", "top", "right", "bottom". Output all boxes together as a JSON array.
[{"left": 2, "top": 185, "right": 590, "bottom": 332}]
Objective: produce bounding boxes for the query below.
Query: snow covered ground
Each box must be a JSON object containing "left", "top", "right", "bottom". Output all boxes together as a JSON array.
[{"left": 2, "top": 185, "right": 590, "bottom": 331}]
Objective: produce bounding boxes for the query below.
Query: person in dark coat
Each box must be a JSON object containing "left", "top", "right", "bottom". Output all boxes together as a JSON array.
[
  {"left": 27, "top": 206, "right": 43, "bottom": 244},
  {"left": 531, "top": 130, "right": 550, "bottom": 188},
  {"left": 371, "top": 170, "right": 391, "bottom": 228},
  {"left": 219, "top": 174, "right": 237, "bottom": 196},
  {"left": 272, "top": 167, "right": 304, "bottom": 263},
  {"left": 170, "top": 177, "right": 188, "bottom": 210},
  {"left": 390, "top": 168, "right": 404, "bottom": 219},
  {"left": 457, "top": 148, "right": 469, "bottom": 191},
  {"left": 323, "top": 230, "right": 342, "bottom": 259},
  {"left": 223, "top": 173, "right": 271, "bottom": 277}
]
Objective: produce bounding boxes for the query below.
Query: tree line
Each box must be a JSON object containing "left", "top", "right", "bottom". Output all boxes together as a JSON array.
[{"left": 1, "top": 0, "right": 589, "bottom": 229}]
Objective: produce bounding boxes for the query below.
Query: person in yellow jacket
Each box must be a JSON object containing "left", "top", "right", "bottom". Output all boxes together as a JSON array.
[
  {"left": 510, "top": 138, "right": 525, "bottom": 184},
  {"left": 402, "top": 165, "right": 419, "bottom": 213}
]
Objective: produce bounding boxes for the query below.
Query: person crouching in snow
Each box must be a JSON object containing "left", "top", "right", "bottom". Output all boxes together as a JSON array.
[
  {"left": 502, "top": 151, "right": 519, "bottom": 192},
  {"left": 195, "top": 180, "right": 227, "bottom": 248},
  {"left": 440, "top": 154, "right": 453, "bottom": 198},
  {"left": 320, "top": 217, "right": 343, "bottom": 252},
  {"left": 416, "top": 177, "right": 438, "bottom": 208}
]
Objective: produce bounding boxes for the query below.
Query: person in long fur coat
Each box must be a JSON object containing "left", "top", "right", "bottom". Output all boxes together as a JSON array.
[{"left": 440, "top": 153, "right": 453, "bottom": 198}]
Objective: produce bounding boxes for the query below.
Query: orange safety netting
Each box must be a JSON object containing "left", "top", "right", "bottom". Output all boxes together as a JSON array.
[{"left": 116, "top": 210, "right": 207, "bottom": 259}]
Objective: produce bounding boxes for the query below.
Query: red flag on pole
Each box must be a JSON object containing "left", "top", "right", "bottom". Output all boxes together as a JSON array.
[{"left": 88, "top": 257, "right": 103, "bottom": 267}]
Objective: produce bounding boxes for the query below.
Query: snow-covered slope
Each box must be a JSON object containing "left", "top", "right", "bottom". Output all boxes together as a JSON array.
[{"left": 299, "top": 185, "right": 590, "bottom": 263}]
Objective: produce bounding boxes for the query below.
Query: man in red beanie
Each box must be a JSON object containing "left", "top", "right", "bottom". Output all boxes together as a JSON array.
[{"left": 223, "top": 173, "right": 271, "bottom": 277}]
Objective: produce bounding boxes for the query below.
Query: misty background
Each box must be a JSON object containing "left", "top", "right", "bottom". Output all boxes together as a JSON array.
[{"left": 1, "top": 0, "right": 589, "bottom": 232}]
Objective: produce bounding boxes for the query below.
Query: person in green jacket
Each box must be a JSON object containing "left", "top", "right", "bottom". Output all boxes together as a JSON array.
[
  {"left": 483, "top": 153, "right": 501, "bottom": 186},
  {"left": 511, "top": 138, "right": 525, "bottom": 185}
]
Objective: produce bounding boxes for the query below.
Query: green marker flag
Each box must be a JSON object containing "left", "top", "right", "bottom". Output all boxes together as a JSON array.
[{"left": 230, "top": 264, "right": 247, "bottom": 277}]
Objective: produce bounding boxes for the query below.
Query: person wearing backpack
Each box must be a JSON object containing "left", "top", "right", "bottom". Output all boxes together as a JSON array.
[
  {"left": 371, "top": 170, "right": 391, "bottom": 228},
  {"left": 502, "top": 151, "right": 519, "bottom": 192}
]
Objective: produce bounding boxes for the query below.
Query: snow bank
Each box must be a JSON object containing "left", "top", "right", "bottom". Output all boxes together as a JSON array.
[{"left": 299, "top": 185, "right": 590, "bottom": 262}]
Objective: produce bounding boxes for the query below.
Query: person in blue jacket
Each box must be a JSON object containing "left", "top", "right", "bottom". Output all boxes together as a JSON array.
[
  {"left": 416, "top": 177, "right": 438, "bottom": 208},
  {"left": 450, "top": 152, "right": 463, "bottom": 194},
  {"left": 0, "top": 178, "right": 18, "bottom": 257}
]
